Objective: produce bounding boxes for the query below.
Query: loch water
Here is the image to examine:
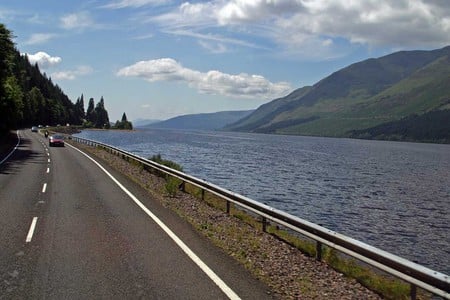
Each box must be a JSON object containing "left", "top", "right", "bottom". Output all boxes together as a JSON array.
[{"left": 75, "top": 128, "right": 450, "bottom": 274}]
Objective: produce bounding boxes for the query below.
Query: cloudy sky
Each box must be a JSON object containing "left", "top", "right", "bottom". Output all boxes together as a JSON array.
[{"left": 1, "top": 0, "right": 449, "bottom": 121}]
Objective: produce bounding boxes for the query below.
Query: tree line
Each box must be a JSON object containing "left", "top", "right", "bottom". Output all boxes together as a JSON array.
[
  {"left": 0, "top": 23, "right": 132, "bottom": 134},
  {"left": 74, "top": 94, "right": 132, "bottom": 129}
]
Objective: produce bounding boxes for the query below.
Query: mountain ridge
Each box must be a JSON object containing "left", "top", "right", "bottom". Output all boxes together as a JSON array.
[
  {"left": 225, "top": 46, "right": 450, "bottom": 142},
  {"left": 144, "top": 110, "right": 254, "bottom": 131}
]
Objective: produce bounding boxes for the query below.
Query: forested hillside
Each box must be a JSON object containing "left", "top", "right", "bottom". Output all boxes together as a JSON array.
[
  {"left": 349, "top": 109, "right": 450, "bottom": 143},
  {"left": 0, "top": 24, "right": 85, "bottom": 133}
]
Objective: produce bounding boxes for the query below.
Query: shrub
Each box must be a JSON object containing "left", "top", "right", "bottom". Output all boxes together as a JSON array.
[
  {"left": 149, "top": 154, "right": 183, "bottom": 172},
  {"left": 149, "top": 154, "right": 184, "bottom": 197}
]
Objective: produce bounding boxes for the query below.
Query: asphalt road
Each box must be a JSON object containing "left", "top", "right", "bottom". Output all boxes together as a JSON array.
[{"left": 0, "top": 130, "right": 274, "bottom": 299}]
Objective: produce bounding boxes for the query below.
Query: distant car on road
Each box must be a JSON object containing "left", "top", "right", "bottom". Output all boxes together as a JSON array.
[
  {"left": 31, "top": 126, "right": 38, "bottom": 132},
  {"left": 49, "top": 134, "right": 65, "bottom": 147}
]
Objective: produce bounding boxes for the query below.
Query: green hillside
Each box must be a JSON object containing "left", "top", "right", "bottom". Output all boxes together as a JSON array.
[{"left": 225, "top": 46, "right": 450, "bottom": 142}]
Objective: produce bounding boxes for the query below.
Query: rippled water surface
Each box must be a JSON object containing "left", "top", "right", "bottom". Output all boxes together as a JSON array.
[{"left": 75, "top": 128, "right": 450, "bottom": 274}]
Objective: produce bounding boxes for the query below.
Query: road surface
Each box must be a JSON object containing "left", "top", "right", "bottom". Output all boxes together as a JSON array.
[{"left": 0, "top": 130, "right": 274, "bottom": 299}]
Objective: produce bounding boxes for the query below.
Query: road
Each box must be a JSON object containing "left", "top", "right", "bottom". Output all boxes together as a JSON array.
[{"left": 0, "top": 130, "right": 274, "bottom": 299}]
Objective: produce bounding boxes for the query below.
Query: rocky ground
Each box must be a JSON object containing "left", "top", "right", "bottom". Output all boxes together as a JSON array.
[{"left": 72, "top": 141, "right": 383, "bottom": 300}]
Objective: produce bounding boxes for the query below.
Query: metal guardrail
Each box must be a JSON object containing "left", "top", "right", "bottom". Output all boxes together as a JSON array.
[{"left": 71, "top": 136, "right": 450, "bottom": 299}]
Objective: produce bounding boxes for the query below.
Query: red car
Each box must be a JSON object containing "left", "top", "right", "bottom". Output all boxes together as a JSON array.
[{"left": 49, "top": 134, "right": 65, "bottom": 147}]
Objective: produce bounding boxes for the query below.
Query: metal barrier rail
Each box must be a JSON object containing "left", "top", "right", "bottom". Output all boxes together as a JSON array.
[{"left": 72, "top": 136, "right": 450, "bottom": 299}]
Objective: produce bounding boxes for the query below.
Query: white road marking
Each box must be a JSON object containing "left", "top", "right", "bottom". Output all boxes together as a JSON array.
[
  {"left": 67, "top": 143, "right": 241, "bottom": 300},
  {"left": 47, "top": 167, "right": 50, "bottom": 173},
  {"left": 48, "top": 159, "right": 50, "bottom": 163},
  {"left": 0, "top": 130, "right": 20, "bottom": 165},
  {"left": 42, "top": 183, "right": 47, "bottom": 193},
  {"left": 47, "top": 152, "right": 50, "bottom": 156},
  {"left": 26, "top": 217, "right": 38, "bottom": 243}
]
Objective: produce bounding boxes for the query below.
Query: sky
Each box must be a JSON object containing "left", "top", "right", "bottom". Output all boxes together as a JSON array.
[{"left": 1, "top": 0, "right": 449, "bottom": 122}]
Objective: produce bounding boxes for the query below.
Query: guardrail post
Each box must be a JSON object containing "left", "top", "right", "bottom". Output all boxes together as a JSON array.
[
  {"left": 179, "top": 181, "right": 185, "bottom": 192},
  {"left": 410, "top": 283, "right": 416, "bottom": 300},
  {"left": 226, "top": 201, "right": 230, "bottom": 214},
  {"left": 262, "top": 217, "right": 267, "bottom": 232},
  {"left": 201, "top": 189, "right": 205, "bottom": 201},
  {"left": 316, "top": 241, "right": 322, "bottom": 261}
]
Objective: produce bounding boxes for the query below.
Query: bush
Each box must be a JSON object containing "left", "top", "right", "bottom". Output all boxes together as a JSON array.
[
  {"left": 165, "top": 177, "right": 182, "bottom": 197},
  {"left": 149, "top": 154, "right": 184, "bottom": 197},
  {"left": 149, "top": 154, "right": 183, "bottom": 172}
]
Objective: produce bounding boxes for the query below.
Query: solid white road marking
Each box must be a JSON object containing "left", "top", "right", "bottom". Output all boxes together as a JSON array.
[
  {"left": 67, "top": 143, "right": 241, "bottom": 300},
  {"left": 0, "top": 130, "right": 20, "bottom": 165},
  {"left": 42, "top": 183, "right": 47, "bottom": 193},
  {"left": 26, "top": 217, "right": 38, "bottom": 243}
]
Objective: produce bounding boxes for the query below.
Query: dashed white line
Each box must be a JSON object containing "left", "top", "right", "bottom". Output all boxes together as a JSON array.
[
  {"left": 67, "top": 143, "right": 241, "bottom": 300},
  {"left": 48, "top": 159, "right": 50, "bottom": 163},
  {"left": 42, "top": 183, "right": 47, "bottom": 193},
  {"left": 26, "top": 217, "right": 38, "bottom": 243},
  {"left": 46, "top": 167, "right": 50, "bottom": 173}
]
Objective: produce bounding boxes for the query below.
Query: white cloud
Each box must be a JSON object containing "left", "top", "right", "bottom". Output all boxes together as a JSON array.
[
  {"left": 272, "top": 0, "right": 450, "bottom": 48},
  {"left": 24, "top": 33, "right": 58, "bottom": 45},
  {"left": 103, "top": 0, "right": 169, "bottom": 9},
  {"left": 60, "top": 12, "right": 94, "bottom": 30},
  {"left": 151, "top": 0, "right": 450, "bottom": 55},
  {"left": 198, "top": 40, "right": 228, "bottom": 54},
  {"left": 51, "top": 66, "right": 93, "bottom": 80},
  {"left": 24, "top": 52, "right": 62, "bottom": 68},
  {"left": 117, "top": 58, "right": 291, "bottom": 99}
]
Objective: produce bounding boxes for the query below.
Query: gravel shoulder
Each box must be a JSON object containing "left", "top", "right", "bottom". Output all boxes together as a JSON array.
[{"left": 72, "top": 141, "right": 382, "bottom": 300}]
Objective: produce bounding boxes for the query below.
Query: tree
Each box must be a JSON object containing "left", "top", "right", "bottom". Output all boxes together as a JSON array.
[
  {"left": 0, "top": 23, "right": 81, "bottom": 131},
  {"left": 74, "top": 94, "right": 85, "bottom": 123},
  {"left": 84, "top": 97, "right": 96, "bottom": 127},
  {"left": 0, "top": 24, "right": 18, "bottom": 133},
  {"left": 94, "top": 96, "right": 110, "bottom": 128},
  {"left": 2, "top": 76, "right": 23, "bottom": 129},
  {"left": 114, "top": 112, "right": 133, "bottom": 130}
]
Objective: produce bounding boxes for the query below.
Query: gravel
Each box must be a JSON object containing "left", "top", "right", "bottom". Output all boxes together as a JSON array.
[{"left": 75, "top": 142, "right": 382, "bottom": 300}]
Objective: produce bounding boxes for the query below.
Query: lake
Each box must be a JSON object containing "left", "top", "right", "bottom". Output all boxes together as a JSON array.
[{"left": 75, "top": 128, "right": 450, "bottom": 274}]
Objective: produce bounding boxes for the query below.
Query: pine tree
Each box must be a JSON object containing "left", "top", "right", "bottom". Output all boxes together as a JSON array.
[
  {"left": 0, "top": 24, "right": 20, "bottom": 133},
  {"left": 86, "top": 97, "right": 95, "bottom": 126},
  {"left": 75, "top": 94, "right": 85, "bottom": 122},
  {"left": 94, "top": 96, "right": 110, "bottom": 128}
]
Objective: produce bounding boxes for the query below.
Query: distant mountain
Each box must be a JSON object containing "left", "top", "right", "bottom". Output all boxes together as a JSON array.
[
  {"left": 225, "top": 46, "right": 450, "bottom": 142},
  {"left": 133, "top": 118, "right": 161, "bottom": 127},
  {"left": 146, "top": 110, "right": 255, "bottom": 131}
]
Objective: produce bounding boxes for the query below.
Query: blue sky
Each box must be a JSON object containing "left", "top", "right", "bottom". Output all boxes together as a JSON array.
[{"left": 1, "top": 0, "right": 449, "bottom": 122}]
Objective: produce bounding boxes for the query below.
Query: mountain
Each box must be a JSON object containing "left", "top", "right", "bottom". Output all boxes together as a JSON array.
[
  {"left": 133, "top": 118, "right": 161, "bottom": 127},
  {"left": 225, "top": 46, "right": 450, "bottom": 141},
  {"left": 146, "top": 110, "right": 254, "bottom": 131}
]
